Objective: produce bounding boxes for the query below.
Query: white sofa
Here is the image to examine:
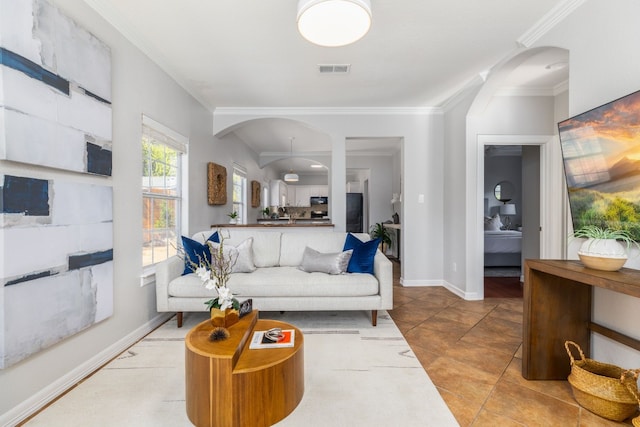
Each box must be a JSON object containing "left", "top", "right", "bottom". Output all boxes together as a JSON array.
[{"left": 156, "top": 229, "right": 393, "bottom": 327}]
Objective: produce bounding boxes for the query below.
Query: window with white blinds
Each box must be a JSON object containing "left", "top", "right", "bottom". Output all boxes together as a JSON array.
[
  {"left": 141, "top": 116, "right": 187, "bottom": 267},
  {"left": 232, "top": 165, "right": 247, "bottom": 224}
]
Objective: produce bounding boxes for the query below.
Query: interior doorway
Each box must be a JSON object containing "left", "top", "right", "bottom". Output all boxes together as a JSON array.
[{"left": 479, "top": 136, "right": 548, "bottom": 298}]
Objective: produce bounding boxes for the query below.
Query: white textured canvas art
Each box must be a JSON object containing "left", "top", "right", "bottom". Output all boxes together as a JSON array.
[
  {"left": 0, "top": 0, "right": 114, "bottom": 368},
  {"left": 0, "top": 0, "right": 112, "bottom": 175},
  {"left": 0, "top": 175, "right": 114, "bottom": 368}
]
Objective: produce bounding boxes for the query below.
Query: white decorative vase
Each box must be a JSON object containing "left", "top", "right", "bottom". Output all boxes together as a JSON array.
[{"left": 578, "top": 238, "right": 627, "bottom": 271}]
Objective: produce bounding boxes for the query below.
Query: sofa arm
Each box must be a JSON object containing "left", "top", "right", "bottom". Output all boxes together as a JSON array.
[
  {"left": 373, "top": 251, "right": 393, "bottom": 309},
  {"left": 155, "top": 255, "right": 184, "bottom": 312}
]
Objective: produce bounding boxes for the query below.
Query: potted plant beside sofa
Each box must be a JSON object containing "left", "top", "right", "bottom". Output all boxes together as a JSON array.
[{"left": 369, "top": 222, "right": 393, "bottom": 255}]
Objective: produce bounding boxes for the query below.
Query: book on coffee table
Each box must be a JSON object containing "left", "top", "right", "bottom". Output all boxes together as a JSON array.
[{"left": 249, "top": 329, "right": 295, "bottom": 349}]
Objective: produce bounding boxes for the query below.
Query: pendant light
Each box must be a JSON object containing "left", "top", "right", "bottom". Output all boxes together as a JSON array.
[
  {"left": 297, "top": 0, "right": 372, "bottom": 47},
  {"left": 284, "top": 137, "right": 299, "bottom": 182}
]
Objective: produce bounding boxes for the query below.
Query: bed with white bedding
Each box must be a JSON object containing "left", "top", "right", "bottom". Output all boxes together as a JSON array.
[{"left": 484, "top": 230, "right": 522, "bottom": 267}]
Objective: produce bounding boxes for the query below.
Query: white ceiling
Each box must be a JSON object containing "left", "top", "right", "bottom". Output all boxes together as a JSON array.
[{"left": 85, "top": 0, "right": 570, "bottom": 174}]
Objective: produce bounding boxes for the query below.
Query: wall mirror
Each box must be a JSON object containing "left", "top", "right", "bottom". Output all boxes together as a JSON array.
[{"left": 494, "top": 180, "right": 515, "bottom": 202}]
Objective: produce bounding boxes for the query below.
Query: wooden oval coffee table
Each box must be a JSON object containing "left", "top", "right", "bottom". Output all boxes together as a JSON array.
[{"left": 185, "top": 311, "right": 304, "bottom": 427}]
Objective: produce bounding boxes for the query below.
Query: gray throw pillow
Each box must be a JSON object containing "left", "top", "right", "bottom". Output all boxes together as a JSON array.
[
  {"left": 298, "top": 246, "right": 353, "bottom": 275},
  {"left": 209, "top": 237, "right": 256, "bottom": 273}
]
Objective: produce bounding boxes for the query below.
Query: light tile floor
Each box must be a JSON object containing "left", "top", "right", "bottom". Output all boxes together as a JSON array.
[{"left": 388, "top": 260, "right": 636, "bottom": 426}]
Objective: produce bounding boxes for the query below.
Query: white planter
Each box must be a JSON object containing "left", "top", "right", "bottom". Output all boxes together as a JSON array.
[
  {"left": 578, "top": 238, "right": 627, "bottom": 271},
  {"left": 229, "top": 218, "right": 237, "bottom": 224}
]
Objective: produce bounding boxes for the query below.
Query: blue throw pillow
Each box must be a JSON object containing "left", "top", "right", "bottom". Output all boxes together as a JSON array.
[
  {"left": 343, "top": 233, "right": 380, "bottom": 274},
  {"left": 181, "top": 232, "right": 219, "bottom": 275}
]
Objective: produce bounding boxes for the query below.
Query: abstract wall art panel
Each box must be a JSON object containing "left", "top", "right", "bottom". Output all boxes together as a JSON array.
[
  {"left": 0, "top": 0, "right": 112, "bottom": 176},
  {"left": 0, "top": 174, "right": 114, "bottom": 368}
]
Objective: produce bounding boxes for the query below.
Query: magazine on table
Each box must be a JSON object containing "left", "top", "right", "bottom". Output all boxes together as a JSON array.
[{"left": 249, "top": 328, "right": 295, "bottom": 349}]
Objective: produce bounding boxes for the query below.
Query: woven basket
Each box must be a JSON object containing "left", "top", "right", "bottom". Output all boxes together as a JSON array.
[{"left": 565, "top": 341, "right": 640, "bottom": 422}]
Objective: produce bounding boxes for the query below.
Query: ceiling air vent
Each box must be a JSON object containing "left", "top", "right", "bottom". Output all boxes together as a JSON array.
[{"left": 318, "top": 64, "right": 351, "bottom": 74}]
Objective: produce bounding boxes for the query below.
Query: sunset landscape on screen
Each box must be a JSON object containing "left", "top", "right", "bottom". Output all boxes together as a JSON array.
[{"left": 559, "top": 89, "right": 640, "bottom": 240}]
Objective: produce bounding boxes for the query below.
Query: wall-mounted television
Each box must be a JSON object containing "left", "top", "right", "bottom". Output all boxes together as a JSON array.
[{"left": 558, "top": 89, "right": 640, "bottom": 241}]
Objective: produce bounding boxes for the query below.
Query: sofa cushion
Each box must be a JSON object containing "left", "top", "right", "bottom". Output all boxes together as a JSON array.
[
  {"left": 168, "top": 266, "right": 379, "bottom": 298},
  {"left": 280, "top": 232, "right": 354, "bottom": 266},
  {"left": 298, "top": 247, "right": 353, "bottom": 275},
  {"left": 196, "top": 230, "right": 281, "bottom": 268},
  {"left": 181, "top": 232, "right": 219, "bottom": 275},
  {"left": 343, "top": 233, "right": 380, "bottom": 274}
]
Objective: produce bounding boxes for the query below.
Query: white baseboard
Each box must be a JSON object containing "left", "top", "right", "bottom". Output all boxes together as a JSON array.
[
  {"left": 1, "top": 313, "right": 172, "bottom": 427},
  {"left": 401, "top": 279, "right": 483, "bottom": 301},
  {"left": 399, "top": 279, "right": 444, "bottom": 287},
  {"left": 443, "top": 280, "right": 483, "bottom": 300}
]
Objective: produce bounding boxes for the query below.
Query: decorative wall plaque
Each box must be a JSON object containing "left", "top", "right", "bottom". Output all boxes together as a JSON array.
[
  {"left": 251, "top": 180, "right": 260, "bottom": 208},
  {"left": 207, "top": 162, "right": 226, "bottom": 205}
]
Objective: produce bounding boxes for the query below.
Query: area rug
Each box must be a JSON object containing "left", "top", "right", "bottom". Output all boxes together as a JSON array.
[
  {"left": 484, "top": 266, "right": 522, "bottom": 277},
  {"left": 25, "top": 310, "right": 458, "bottom": 426}
]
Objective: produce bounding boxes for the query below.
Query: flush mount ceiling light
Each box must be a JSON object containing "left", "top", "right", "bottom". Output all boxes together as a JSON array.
[
  {"left": 297, "top": 0, "right": 372, "bottom": 47},
  {"left": 284, "top": 137, "right": 299, "bottom": 182}
]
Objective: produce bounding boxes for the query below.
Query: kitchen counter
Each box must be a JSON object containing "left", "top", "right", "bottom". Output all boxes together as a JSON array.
[
  {"left": 211, "top": 223, "right": 334, "bottom": 228},
  {"left": 257, "top": 217, "right": 331, "bottom": 223}
]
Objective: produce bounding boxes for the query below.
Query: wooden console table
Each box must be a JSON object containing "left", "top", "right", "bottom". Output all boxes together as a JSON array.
[
  {"left": 185, "top": 311, "right": 304, "bottom": 427},
  {"left": 523, "top": 259, "right": 640, "bottom": 380}
]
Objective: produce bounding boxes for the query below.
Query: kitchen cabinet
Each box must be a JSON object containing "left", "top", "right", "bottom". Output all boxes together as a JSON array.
[
  {"left": 287, "top": 186, "right": 296, "bottom": 205},
  {"left": 294, "top": 186, "right": 311, "bottom": 206},
  {"left": 309, "top": 185, "right": 328, "bottom": 197},
  {"left": 283, "top": 185, "right": 328, "bottom": 206}
]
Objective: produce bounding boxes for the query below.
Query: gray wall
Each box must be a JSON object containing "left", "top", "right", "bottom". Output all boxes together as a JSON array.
[
  {"left": 521, "top": 145, "right": 541, "bottom": 264},
  {"left": 190, "top": 132, "right": 278, "bottom": 230},
  {"left": 442, "top": 87, "right": 480, "bottom": 290}
]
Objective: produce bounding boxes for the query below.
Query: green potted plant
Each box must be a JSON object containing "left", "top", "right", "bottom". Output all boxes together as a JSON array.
[
  {"left": 571, "top": 225, "right": 640, "bottom": 271},
  {"left": 261, "top": 207, "right": 270, "bottom": 219},
  {"left": 369, "top": 222, "right": 393, "bottom": 254},
  {"left": 227, "top": 211, "right": 238, "bottom": 224}
]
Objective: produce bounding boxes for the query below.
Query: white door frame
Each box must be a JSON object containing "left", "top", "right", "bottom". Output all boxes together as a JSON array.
[{"left": 475, "top": 134, "right": 556, "bottom": 298}]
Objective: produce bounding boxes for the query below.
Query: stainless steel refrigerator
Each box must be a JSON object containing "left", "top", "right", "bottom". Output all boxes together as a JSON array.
[{"left": 346, "top": 193, "right": 363, "bottom": 233}]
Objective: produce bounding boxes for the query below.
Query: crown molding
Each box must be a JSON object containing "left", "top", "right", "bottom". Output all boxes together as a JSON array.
[
  {"left": 553, "top": 80, "right": 569, "bottom": 96},
  {"left": 493, "top": 79, "right": 569, "bottom": 97},
  {"left": 261, "top": 150, "right": 395, "bottom": 158},
  {"left": 261, "top": 151, "right": 332, "bottom": 158},
  {"left": 213, "top": 106, "right": 441, "bottom": 116},
  {"left": 494, "top": 86, "right": 556, "bottom": 97},
  {"left": 517, "top": 0, "right": 587, "bottom": 47},
  {"left": 439, "top": 74, "right": 485, "bottom": 112}
]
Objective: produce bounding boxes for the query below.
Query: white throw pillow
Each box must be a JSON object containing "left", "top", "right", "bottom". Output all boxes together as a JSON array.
[
  {"left": 484, "top": 214, "right": 503, "bottom": 231},
  {"left": 209, "top": 238, "right": 256, "bottom": 273},
  {"left": 298, "top": 247, "right": 353, "bottom": 275}
]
